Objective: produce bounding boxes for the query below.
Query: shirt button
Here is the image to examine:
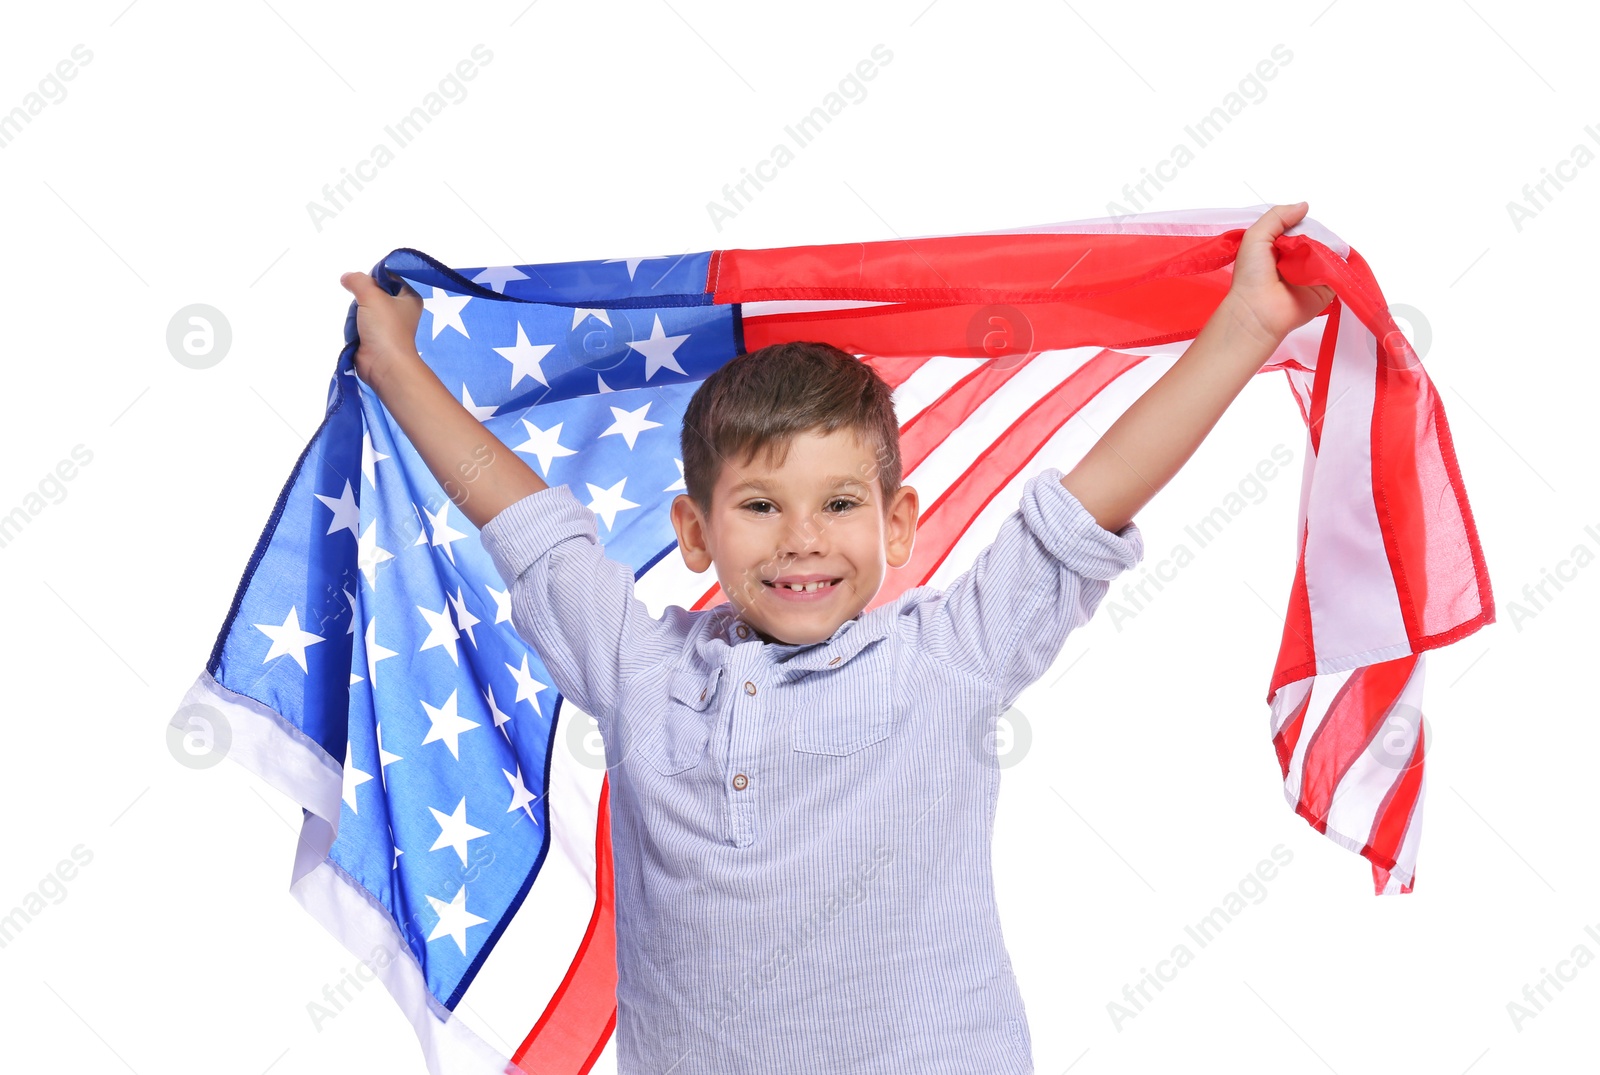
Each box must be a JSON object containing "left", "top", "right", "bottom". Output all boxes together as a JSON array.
[
  {"left": 828, "top": 656, "right": 842, "bottom": 666},
  {"left": 736, "top": 624, "right": 749, "bottom": 639},
  {"left": 732, "top": 773, "right": 749, "bottom": 790},
  {"left": 744, "top": 680, "right": 757, "bottom": 695}
]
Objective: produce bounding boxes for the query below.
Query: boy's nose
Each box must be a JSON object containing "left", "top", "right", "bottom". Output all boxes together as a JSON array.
[{"left": 779, "top": 513, "right": 832, "bottom": 553}]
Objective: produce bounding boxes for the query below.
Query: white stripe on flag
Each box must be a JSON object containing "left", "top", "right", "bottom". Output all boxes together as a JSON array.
[
  {"left": 1268, "top": 677, "right": 1313, "bottom": 741},
  {"left": 455, "top": 699, "right": 608, "bottom": 1056},
  {"left": 1283, "top": 667, "right": 1354, "bottom": 805},
  {"left": 1303, "top": 307, "right": 1410, "bottom": 675},
  {"left": 889, "top": 355, "right": 996, "bottom": 426},
  {"left": 740, "top": 299, "right": 900, "bottom": 318},
  {"left": 1322, "top": 655, "right": 1426, "bottom": 850},
  {"left": 943, "top": 207, "right": 1352, "bottom": 257},
  {"left": 918, "top": 349, "right": 1175, "bottom": 593}
]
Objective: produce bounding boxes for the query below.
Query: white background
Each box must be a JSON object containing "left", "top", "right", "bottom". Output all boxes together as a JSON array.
[{"left": 1, "top": 1, "right": 1595, "bottom": 1072}]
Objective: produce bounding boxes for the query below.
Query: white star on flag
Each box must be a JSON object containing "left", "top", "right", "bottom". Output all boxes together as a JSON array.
[
  {"left": 313, "top": 480, "right": 362, "bottom": 539},
  {"left": 504, "top": 653, "right": 548, "bottom": 710},
  {"left": 627, "top": 314, "right": 690, "bottom": 380},
  {"left": 416, "top": 599, "right": 461, "bottom": 665},
  {"left": 422, "top": 285, "right": 471, "bottom": 339},
  {"left": 601, "top": 255, "right": 671, "bottom": 280},
  {"left": 471, "top": 265, "right": 529, "bottom": 293},
  {"left": 429, "top": 797, "right": 491, "bottom": 866},
  {"left": 357, "top": 520, "right": 394, "bottom": 588},
  {"left": 426, "top": 886, "right": 487, "bottom": 955},
  {"left": 493, "top": 323, "right": 554, "bottom": 389},
  {"left": 512, "top": 418, "right": 578, "bottom": 476},
  {"left": 420, "top": 688, "right": 480, "bottom": 760},
  {"left": 585, "top": 477, "right": 641, "bottom": 532},
  {"left": 423, "top": 501, "right": 469, "bottom": 565},
  {"left": 504, "top": 766, "right": 540, "bottom": 821},
  {"left": 361, "top": 431, "right": 390, "bottom": 489},
  {"left": 256, "top": 607, "right": 324, "bottom": 673},
  {"left": 570, "top": 307, "right": 611, "bottom": 329},
  {"left": 343, "top": 742, "right": 373, "bottom": 812},
  {"left": 600, "top": 402, "right": 664, "bottom": 450}
]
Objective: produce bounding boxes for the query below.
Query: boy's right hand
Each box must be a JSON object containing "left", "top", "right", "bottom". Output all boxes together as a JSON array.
[{"left": 340, "top": 271, "right": 424, "bottom": 393}]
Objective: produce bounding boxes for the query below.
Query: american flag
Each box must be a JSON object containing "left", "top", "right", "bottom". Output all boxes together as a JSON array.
[{"left": 171, "top": 205, "right": 1493, "bottom": 1074}]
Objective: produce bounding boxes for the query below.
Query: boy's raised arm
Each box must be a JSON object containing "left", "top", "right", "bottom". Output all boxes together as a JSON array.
[
  {"left": 1060, "top": 202, "right": 1336, "bottom": 535},
  {"left": 340, "top": 271, "right": 546, "bottom": 530}
]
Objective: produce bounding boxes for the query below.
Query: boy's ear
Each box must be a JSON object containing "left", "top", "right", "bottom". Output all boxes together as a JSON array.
[
  {"left": 884, "top": 484, "right": 919, "bottom": 569},
  {"left": 671, "top": 494, "right": 713, "bottom": 573}
]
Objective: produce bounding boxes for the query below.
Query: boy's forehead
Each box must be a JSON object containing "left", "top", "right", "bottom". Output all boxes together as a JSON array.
[
  {"left": 726, "top": 469, "right": 875, "bottom": 494},
  {"left": 720, "top": 437, "right": 880, "bottom": 493}
]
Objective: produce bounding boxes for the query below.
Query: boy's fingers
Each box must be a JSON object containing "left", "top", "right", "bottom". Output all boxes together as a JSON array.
[
  {"left": 1271, "top": 201, "right": 1307, "bottom": 234},
  {"left": 340, "top": 271, "right": 376, "bottom": 300},
  {"left": 1245, "top": 201, "right": 1307, "bottom": 241},
  {"left": 341, "top": 271, "right": 410, "bottom": 305}
]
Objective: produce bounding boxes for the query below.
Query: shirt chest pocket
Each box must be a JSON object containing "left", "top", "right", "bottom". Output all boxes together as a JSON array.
[
  {"left": 789, "top": 646, "right": 900, "bottom": 756},
  {"left": 637, "top": 668, "right": 719, "bottom": 776}
]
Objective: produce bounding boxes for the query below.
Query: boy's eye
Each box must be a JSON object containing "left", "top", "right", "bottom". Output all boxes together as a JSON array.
[{"left": 742, "top": 498, "right": 859, "bottom": 514}]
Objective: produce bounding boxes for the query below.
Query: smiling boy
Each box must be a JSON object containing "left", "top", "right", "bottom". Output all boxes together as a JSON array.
[{"left": 341, "top": 203, "right": 1333, "bottom": 1073}]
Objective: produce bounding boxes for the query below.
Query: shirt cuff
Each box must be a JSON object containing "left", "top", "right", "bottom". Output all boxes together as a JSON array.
[
  {"left": 478, "top": 483, "right": 597, "bottom": 585},
  {"left": 1022, "top": 467, "right": 1145, "bottom": 581}
]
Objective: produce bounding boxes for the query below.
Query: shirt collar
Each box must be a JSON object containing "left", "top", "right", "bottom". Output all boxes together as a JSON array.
[{"left": 705, "top": 601, "right": 894, "bottom": 673}]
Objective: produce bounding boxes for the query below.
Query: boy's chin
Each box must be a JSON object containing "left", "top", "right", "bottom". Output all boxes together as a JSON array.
[{"left": 758, "top": 612, "right": 856, "bottom": 646}]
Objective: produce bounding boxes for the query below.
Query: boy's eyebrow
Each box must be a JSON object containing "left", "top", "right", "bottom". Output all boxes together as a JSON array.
[{"left": 732, "top": 475, "right": 869, "bottom": 494}]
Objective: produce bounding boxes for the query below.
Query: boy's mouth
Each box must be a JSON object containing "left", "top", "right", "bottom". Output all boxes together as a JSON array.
[{"left": 763, "top": 577, "right": 843, "bottom": 599}]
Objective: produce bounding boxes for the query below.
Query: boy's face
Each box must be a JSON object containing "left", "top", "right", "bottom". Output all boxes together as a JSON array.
[{"left": 670, "top": 427, "right": 919, "bottom": 647}]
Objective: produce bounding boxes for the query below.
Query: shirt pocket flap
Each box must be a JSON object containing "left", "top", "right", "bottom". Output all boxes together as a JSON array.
[
  {"left": 668, "top": 667, "right": 721, "bottom": 711},
  {"left": 640, "top": 669, "right": 719, "bottom": 776}
]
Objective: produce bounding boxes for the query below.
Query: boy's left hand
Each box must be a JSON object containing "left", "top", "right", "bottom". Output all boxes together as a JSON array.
[{"left": 1224, "top": 202, "right": 1337, "bottom": 349}]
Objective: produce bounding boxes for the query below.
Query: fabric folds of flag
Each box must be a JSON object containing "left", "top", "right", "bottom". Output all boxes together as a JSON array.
[{"left": 170, "top": 205, "right": 1492, "bottom": 1075}]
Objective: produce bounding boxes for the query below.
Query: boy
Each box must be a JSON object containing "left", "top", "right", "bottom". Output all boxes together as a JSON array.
[{"left": 340, "top": 203, "right": 1333, "bottom": 1073}]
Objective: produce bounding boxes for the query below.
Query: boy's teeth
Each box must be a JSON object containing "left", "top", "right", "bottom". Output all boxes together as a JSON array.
[{"left": 780, "top": 579, "right": 835, "bottom": 592}]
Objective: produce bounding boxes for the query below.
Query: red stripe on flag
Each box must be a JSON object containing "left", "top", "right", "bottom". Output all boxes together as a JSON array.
[
  {"left": 1295, "top": 655, "right": 1419, "bottom": 833},
  {"left": 1363, "top": 703, "right": 1425, "bottom": 878},
  {"left": 1371, "top": 295, "right": 1428, "bottom": 649},
  {"left": 1273, "top": 687, "right": 1312, "bottom": 782},
  {"left": 891, "top": 350, "right": 1148, "bottom": 596},
  {"left": 1269, "top": 515, "right": 1319, "bottom": 703},
  {"left": 1306, "top": 300, "right": 1339, "bottom": 458},
  {"left": 1372, "top": 861, "right": 1416, "bottom": 895},
  {"left": 896, "top": 351, "right": 1045, "bottom": 475},
  {"left": 512, "top": 776, "right": 618, "bottom": 1075},
  {"left": 713, "top": 230, "right": 1245, "bottom": 302},
  {"left": 861, "top": 353, "right": 935, "bottom": 393},
  {"left": 726, "top": 231, "right": 1248, "bottom": 359}
]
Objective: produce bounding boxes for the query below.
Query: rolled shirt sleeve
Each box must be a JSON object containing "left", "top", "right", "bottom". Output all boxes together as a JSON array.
[
  {"left": 478, "top": 482, "right": 684, "bottom": 731},
  {"left": 916, "top": 466, "right": 1145, "bottom": 711}
]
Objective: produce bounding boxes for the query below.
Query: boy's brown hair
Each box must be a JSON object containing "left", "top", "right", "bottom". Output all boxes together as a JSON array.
[{"left": 679, "top": 340, "right": 902, "bottom": 518}]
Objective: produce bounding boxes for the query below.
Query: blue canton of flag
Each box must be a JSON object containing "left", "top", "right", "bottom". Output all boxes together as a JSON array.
[{"left": 175, "top": 245, "right": 735, "bottom": 1028}]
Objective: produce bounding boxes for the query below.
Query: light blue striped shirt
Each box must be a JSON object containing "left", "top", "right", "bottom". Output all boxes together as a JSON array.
[{"left": 479, "top": 466, "right": 1144, "bottom": 1074}]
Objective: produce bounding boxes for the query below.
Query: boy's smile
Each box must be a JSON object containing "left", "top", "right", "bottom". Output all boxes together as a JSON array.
[{"left": 670, "top": 427, "right": 919, "bottom": 647}]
